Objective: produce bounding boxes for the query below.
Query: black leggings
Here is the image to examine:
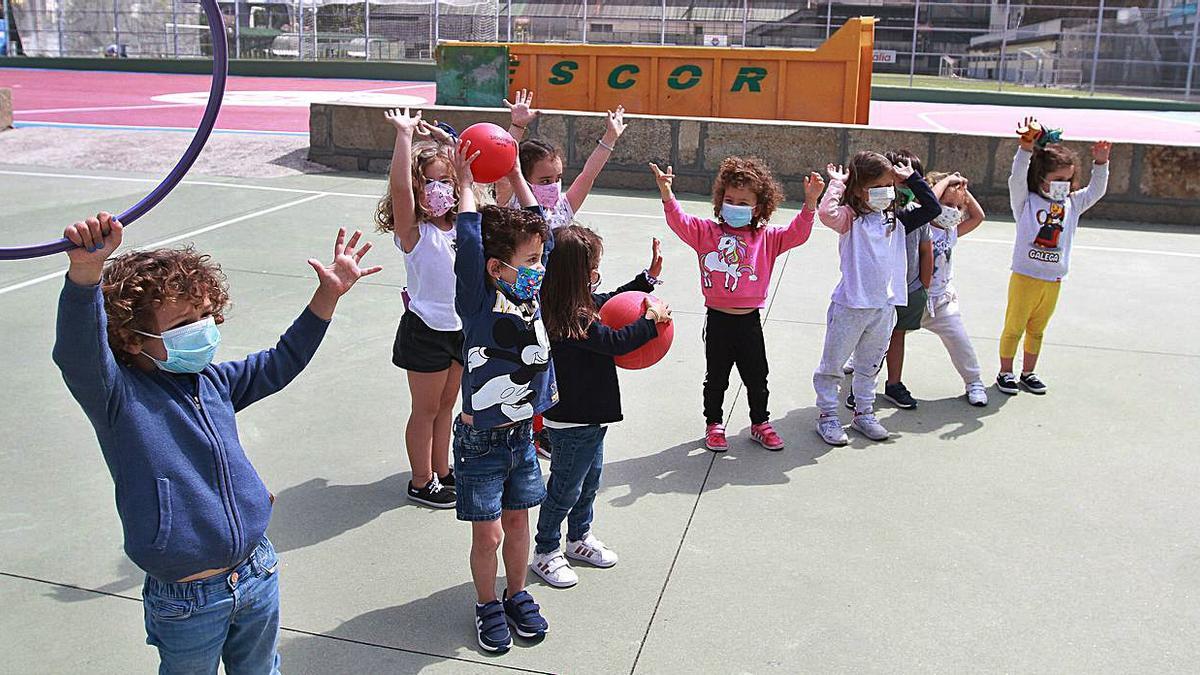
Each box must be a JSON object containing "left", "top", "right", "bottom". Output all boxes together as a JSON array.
[{"left": 703, "top": 308, "right": 770, "bottom": 426}]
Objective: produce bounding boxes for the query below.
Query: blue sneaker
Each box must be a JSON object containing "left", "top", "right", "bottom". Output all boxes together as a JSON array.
[
  {"left": 503, "top": 589, "right": 549, "bottom": 639},
  {"left": 475, "top": 600, "right": 512, "bottom": 653}
]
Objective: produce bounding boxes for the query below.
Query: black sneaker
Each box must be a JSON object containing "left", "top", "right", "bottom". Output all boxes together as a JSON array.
[
  {"left": 844, "top": 392, "right": 856, "bottom": 410},
  {"left": 1019, "top": 372, "right": 1047, "bottom": 395},
  {"left": 503, "top": 589, "right": 548, "bottom": 639},
  {"left": 439, "top": 469, "right": 455, "bottom": 488},
  {"left": 475, "top": 600, "right": 512, "bottom": 653},
  {"left": 996, "top": 372, "right": 1019, "bottom": 395},
  {"left": 407, "top": 476, "right": 456, "bottom": 509},
  {"left": 883, "top": 382, "right": 918, "bottom": 409}
]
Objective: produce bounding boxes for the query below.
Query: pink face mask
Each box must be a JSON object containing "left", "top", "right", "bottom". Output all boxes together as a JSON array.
[
  {"left": 530, "top": 180, "right": 562, "bottom": 210},
  {"left": 423, "top": 180, "right": 457, "bottom": 217}
]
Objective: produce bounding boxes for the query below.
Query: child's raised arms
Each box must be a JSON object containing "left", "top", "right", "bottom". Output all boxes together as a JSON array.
[
  {"left": 307, "top": 228, "right": 383, "bottom": 320},
  {"left": 1092, "top": 140, "right": 1112, "bottom": 165},
  {"left": 565, "top": 106, "right": 628, "bottom": 212},
  {"left": 505, "top": 89, "right": 539, "bottom": 141},
  {"left": 649, "top": 162, "right": 676, "bottom": 202},
  {"left": 64, "top": 212, "right": 123, "bottom": 286},
  {"left": 453, "top": 140, "right": 482, "bottom": 215},
  {"left": 384, "top": 107, "right": 424, "bottom": 250},
  {"left": 803, "top": 172, "right": 826, "bottom": 209},
  {"left": 826, "top": 163, "right": 849, "bottom": 183}
]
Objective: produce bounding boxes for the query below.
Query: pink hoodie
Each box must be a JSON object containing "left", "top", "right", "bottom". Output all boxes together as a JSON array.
[{"left": 663, "top": 198, "right": 815, "bottom": 309}]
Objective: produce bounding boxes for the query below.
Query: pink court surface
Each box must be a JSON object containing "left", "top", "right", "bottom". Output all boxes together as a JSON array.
[{"left": 3, "top": 67, "right": 1199, "bottom": 144}]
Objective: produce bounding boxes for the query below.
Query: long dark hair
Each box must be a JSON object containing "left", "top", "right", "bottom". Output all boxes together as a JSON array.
[
  {"left": 1028, "top": 144, "right": 1079, "bottom": 194},
  {"left": 519, "top": 138, "right": 562, "bottom": 181},
  {"left": 542, "top": 225, "right": 604, "bottom": 341},
  {"left": 842, "top": 151, "right": 894, "bottom": 216}
]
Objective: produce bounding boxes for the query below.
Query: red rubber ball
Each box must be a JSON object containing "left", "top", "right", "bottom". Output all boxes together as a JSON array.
[
  {"left": 458, "top": 122, "right": 517, "bottom": 184},
  {"left": 598, "top": 291, "right": 674, "bottom": 370}
]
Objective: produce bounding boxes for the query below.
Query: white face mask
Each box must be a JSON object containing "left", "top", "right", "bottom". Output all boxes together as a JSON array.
[
  {"left": 933, "top": 205, "right": 963, "bottom": 229},
  {"left": 866, "top": 186, "right": 895, "bottom": 212},
  {"left": 1044, "top": 180, "right": 1071, "bottom": 202}
]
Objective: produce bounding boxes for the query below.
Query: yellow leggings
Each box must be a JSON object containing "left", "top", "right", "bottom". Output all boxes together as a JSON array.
[{"left": 1000, "top": 272, "right": 1062, "bottom": 358}]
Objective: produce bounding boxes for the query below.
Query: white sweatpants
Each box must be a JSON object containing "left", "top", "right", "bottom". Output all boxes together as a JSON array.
[
  {"left": 813, "top": 302, "right": 895, "bottom": 416},
  {"left": 920, "top": 287, "right": 982, "bottom": 385}
]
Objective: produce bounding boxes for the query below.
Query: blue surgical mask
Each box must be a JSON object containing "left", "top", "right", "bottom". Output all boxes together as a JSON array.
[
  {"left": 498, "top": 262, "right": 545, "bottom": 302},
  {"left": 134, "top": 317, "right": 221, "bottom": 374},
  {"left": 720, "top": 203, "right": 754, "bottom": 228}
]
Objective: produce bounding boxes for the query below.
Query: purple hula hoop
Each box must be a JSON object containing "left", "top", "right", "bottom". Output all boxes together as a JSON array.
[{"left": 0, "top": 0, "right": 228, "bottom": 261}]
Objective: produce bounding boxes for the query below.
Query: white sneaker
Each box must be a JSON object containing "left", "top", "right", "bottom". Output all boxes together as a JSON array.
[
  {"left": 966, "top": 381, "right": 988, "bottom": 407},
  {"left": 530, "top": 550, "right": 578, "bottom": 588},
  {"left": 851, "top": 412, "right": 890, "bottom": 441},
  {"left": 816, "top": 414, "right": 848, "bottom": 446},
  {"left": 565, "top": 533, "right": 618, "bottom": 568}
]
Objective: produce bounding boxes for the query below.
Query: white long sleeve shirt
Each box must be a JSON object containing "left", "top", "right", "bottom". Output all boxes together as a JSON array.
[{"left": 1008, "top": 148, "right": 1109, "bottom": 282}]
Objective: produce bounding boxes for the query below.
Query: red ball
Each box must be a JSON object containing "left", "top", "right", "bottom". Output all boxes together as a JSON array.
[
  {"left": 599, "top": 291, "right": 674, "bottom": 370},
  {"left": 458, "top": 122, "right": 517, "bottom": 184}
]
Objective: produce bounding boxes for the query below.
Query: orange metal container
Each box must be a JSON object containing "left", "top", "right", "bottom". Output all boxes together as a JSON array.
[{"left": 444, "top": 17, "right": 876, "bottom": 124}]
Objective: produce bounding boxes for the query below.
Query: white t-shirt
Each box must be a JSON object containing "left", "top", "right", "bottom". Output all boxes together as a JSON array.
[
  {"left": 831, "top": 210, "right": 909, "bottom": 309},
  {"left": 395, "top": 221, "right": 460, "bottom": 332},
  {"left": 508, "top": 194, "right": 575, "bottom": 230},
  {"left": 928, "top": 221, "right": 957, "bottom": 299}
]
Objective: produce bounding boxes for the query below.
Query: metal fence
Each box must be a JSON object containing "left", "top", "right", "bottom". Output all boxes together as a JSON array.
[{"left": 4, "top": 1, "right": 1200, "bottom": 99}]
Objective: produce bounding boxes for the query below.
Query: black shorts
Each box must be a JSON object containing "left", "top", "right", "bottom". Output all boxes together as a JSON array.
[{"left": 392, "top": 311, "right": 465, "bottom": 373}]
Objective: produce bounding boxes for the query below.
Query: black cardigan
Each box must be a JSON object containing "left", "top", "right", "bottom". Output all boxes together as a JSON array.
[{"left": 542, "top": 273, "right": 660, "bottom": 426}]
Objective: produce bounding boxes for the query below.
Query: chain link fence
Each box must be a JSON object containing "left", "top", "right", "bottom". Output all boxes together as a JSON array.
[{"left": 4, "top": 1, "right": 1200, "bottom": 99}]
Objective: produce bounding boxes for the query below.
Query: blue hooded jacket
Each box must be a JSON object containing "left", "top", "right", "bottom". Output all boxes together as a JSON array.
[{"left": 53, "top": 277, "right": 328, "bottom": 582}]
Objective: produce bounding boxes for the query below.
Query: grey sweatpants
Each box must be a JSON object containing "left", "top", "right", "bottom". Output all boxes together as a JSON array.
[
  {"left": 813, "top": 302, "right": 896, "bottom": 416},
  {"left": 921, "top": 288, "right": 983, "bottom": 385}
]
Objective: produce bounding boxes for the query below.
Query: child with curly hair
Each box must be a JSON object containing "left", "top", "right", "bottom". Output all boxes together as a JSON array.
[
  {"left": 651, "top": 157, "right": 823, "bottom": 452},
  {"left": 53, "top": 213, "right": 378, "bottom": 673},
  {"left": 376, "top": 107, "right": 468, "bottom": 508}
]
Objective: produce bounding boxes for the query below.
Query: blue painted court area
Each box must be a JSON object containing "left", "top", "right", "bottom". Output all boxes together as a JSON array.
[{"left": 2, "top": 164, "right": 1199, "bottom": 673}]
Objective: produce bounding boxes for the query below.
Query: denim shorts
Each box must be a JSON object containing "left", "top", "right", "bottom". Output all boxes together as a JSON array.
[{"left": 452, "top": 418, "right": 546, "bottom": 521}]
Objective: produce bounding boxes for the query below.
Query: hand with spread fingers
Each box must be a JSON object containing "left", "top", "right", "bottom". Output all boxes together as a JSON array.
[{"left": 307, "top": 228, "right": 383, "bottom": 320}]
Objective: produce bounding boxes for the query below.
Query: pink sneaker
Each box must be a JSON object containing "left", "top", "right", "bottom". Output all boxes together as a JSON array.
[
  {"left": 704, "top": 423, "right": 728, "bottom": 452},
  {"left": 750, "top": 422, "right": 785, "bottom": 451}
]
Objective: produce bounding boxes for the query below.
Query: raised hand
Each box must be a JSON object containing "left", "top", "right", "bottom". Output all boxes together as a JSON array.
[
  {"left": 826, "top": 163, "right": 849, "bottom": 183},
  {"left": 384, "top": 107, "right": 422, "bottom": 135},
  {"left": 307, "top": 228, "right": 382, "bottom": 299},
  {"left": 892, "top": 159, "right": 915, "bottom": 181},
  {"left": 416, "top": 119, "right": 454, "bottom": 145},
  {"left": 603, "top": 105, "right": 628, "bottom": 144},
  {"left": 1016, "top": 115, "right": 1042, "bottom": 150},
  {"left": 504, "top": 88, "right": 540, "bottom": 128},
  {"left": 647, "top": 237, "right": 664, "bottom": 279},
  {"left": 64, "top": 212, "right": 123, "bottom": 285},
  {"left": 803, "top": 171, "right": 825, "bottom": 208},
  {"left": 455, "top": 139, "right": 481, "bottom": 187},
  {"left": 649, "top": 162, "right": 675, "bottom": 200},
  {"left": 1092, "top": 140, "right": 1112, "bottom": 165}
]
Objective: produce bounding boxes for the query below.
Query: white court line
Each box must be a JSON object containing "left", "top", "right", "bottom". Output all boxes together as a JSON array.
[
  {"left": 2, "top": 168, "right": 1196, "bottom": 259},
  {"left": 0, "top": 194, "right": 325, "bottom": 297},
  {"left": 0, "top": 169, "right": 375, "bottom": 199},
  {"left": 915, "top": 111, "right": 953, "bottom": 132},
  {"left": 16, "top": 103, "right": 200, "bottom": 115}
]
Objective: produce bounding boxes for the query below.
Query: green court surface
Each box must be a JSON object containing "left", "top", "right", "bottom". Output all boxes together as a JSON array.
[{"left": 2, "top": 164, "right": 1199, "bottom": 673}]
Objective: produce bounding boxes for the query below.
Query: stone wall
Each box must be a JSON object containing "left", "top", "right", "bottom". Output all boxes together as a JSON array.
[
  {"left": 0, "top": 88, "right": 12, "bottom": 132},
  {"left": 309, "top": 103, "right": 1199, "bottom": 225}
]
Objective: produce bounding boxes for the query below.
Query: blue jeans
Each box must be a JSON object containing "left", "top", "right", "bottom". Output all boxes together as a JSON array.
[
  {"left": 453, "top": 418, "right": 546, "bottom": 521},
  {"left": 142, "top": 537, "right": 281, "bottom": 675},
  {"left": 534, "top": 425, "right": 607, "bottom": 555}
]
